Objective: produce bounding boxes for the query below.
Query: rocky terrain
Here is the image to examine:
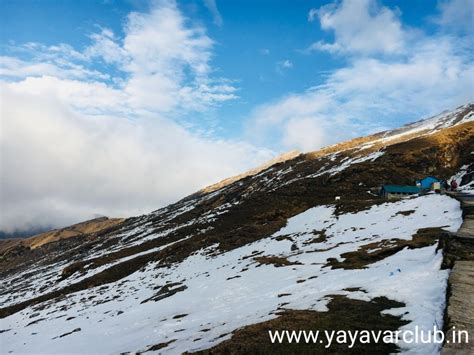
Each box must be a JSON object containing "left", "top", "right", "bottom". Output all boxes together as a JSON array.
[{"left": 0, "top": 104, "right": 473, "bottom": 354}]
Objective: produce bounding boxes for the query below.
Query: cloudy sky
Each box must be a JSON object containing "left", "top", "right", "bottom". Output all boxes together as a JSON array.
[{"left": 1, "top": 0, "right": 473, "bottom": 233}]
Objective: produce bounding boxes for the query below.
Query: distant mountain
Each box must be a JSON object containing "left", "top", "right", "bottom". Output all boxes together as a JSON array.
[
  {"left": 1, "top": 104, "right": 473, "bottom": 354},
  {"left": 0, "top": 227, "right": 52, "bottom": 240},
  {"left": 0, "top": 217, "right": 123, "bottom": 255}
]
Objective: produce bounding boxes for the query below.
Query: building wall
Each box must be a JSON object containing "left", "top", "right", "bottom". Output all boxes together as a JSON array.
[
  {"left": 419, "top": 177, "right": 439, "bottom": 189},
  {"left": 387, "top": 192, "right": 415, "bottom": 200}
]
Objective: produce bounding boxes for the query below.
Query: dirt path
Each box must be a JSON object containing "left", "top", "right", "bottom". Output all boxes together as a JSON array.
[{"left": 442, "top": 193, "right": 474, "bottom": 354}]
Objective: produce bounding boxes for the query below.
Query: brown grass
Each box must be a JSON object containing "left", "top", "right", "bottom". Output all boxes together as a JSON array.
[
  {"left": 326, "top": 227, "right": 448, "bottom": 269},
  {"left": 254, "top": 256, "right": 302, "bottom": 267},
  {"left": 0, "top": 217, "right": 124, "bottom": 253},
  {"left": 191, "top": 295, "right": 408, "bottom": 354}
]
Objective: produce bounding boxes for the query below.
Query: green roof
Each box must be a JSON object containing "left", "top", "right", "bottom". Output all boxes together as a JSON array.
[{"left": 382, "top": 185, "right": 420, "bottom": 194}]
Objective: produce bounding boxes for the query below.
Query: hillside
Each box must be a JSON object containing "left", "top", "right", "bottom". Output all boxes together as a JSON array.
[
  {"left": 0, "top": 104, "right": 473, "bottom": 354},
  {"left": 0, "top": 217, "right": 123, "bottom": 260}
]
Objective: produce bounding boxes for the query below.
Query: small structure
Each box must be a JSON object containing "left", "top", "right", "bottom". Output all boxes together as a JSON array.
[
  {"left": 380, "top": 185, "right": 420, "bottom": 199},
  {"left": 415, "top": 176, "right": 440, "bottom": 190}
]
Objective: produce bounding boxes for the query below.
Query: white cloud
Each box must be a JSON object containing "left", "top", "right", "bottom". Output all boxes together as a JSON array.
[
  {"left": 276, "top": 59, "right": 293, "bottom": 74},
  {"left": 281, "top": 60, "right": 293, "bottom": 69},
  {"left": 0, "top": 53, "right": 109, "bottom": 81},
  {"left": 0, "top": 84, "right": 271, "bottom": 233},
  {"left": 122, "top": 0, "right": 225, "bottom": 113},
  {"left": 203, "top": 0, "right": 223, "bottom": 27},
  {"left": 248, "top": 36, "right": 474, "bottom": 151},
  {"left": 6, "top": 76, "right": 129, "bottom": 116},
  {"left": 247, "top": 0, "right": 473, "bottom": 152},
  {"left": 85, "top": 28, "right": 128, "bottom": 65},
  {"left": 2, "top": 0, "right": 237, "bottom": 116},
  {"left": 308, "top": 8, "right": 318, "bottom": 22},
  {"left": 282, "top": 117, "right": 327, "bottom": 152},
  {"left": 308, "top": 0, "right": 405, "bottom": 55},
  {"left": 0, "top": 0, "right": 270, "bottom": 232},
  {"left": 435, "top": 0, "right": 474, "bottom": 34}
]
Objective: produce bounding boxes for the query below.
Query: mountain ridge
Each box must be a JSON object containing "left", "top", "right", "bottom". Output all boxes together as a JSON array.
[
  {"left": 0, "top": 217, "right": 124, "bottom": 255},
  {"left": 195, "top": 103, "right": 473, "bottom": 198}
]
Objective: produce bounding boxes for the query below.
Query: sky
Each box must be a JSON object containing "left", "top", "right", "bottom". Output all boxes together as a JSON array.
[{"left": 0, "top": 0, "right": 473, "bottom": 233}]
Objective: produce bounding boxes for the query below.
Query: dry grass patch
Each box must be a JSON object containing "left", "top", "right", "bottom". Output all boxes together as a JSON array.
[
  {"left": 326, "top": 227, "right": 448, "bottom": 270},
  {"left": 254, "top": 256, "right": 302, "bottom": 267},
  {"left": 192, "top": 295, "right": 408, "bottom": 354}
]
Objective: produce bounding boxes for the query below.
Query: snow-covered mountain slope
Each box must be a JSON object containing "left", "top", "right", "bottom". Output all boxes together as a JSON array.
[
  {"left": 378, "top": 103, "right": 473, "bottom": 142},
  {"left": 0, "top": 196, "right": 463, "bottom": 354},
  {"left": 311, "top": 103, "right": 473, "bottom": 158},
  {"left": 199, "top": 104, "right": 474, "bottom": 195},
  {"left": 1, "top": 104, "right": 473, "bottom": 354}
]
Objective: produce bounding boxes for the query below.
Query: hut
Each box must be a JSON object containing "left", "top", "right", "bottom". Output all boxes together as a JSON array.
[
  {"left": 415, "top": 176, "right": 440, "bottom": 190},
  {"left": 380, "top": 185, "right": 421, "bottom": 199}
]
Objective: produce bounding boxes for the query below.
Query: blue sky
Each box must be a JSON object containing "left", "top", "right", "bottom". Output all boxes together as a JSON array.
[{"left": 1, "top": 0, "right": 473, "bottom": 231}]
